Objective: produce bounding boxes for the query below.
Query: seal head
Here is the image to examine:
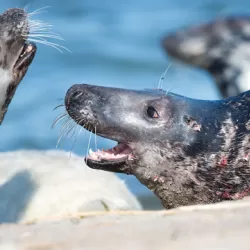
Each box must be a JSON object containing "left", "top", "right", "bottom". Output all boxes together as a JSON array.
[
  {"left": 162, "top": 17, "right": 250, "bottom": 98},
  {"left": 65, "top": 84, "right": 250, "bottom": 208},
  {"left": 0, "top": 8, "right": 37, "bottom": 123}
]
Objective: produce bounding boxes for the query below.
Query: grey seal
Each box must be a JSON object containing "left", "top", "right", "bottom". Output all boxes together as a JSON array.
[
  {"left": 65, "top": 83, "right": 250, "bottom": 209},
  {"left": 0, "top": 8, "right": 37, "bottom": 124},
  {"left": 162, "top": 17, "right": 250, "bottom": 98}
]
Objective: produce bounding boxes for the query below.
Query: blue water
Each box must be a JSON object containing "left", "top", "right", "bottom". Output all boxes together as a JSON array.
[{"left": 1, "top": 0, "right": 250, "bottom": 197}]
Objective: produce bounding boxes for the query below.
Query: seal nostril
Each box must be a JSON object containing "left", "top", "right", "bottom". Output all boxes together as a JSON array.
[{"left": 71, "top": 91, "right": 83, "bottom": 100}]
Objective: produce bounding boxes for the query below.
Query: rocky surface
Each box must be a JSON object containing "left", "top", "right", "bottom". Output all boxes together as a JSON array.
[{"left": 1, "top": 199, "right": 250, "bottom": 250}]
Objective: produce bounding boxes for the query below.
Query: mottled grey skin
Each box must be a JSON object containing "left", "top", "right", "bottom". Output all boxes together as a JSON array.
[
  {"left": 65, "top": 84, "right": 250, "bottom": 209},
  {"left": 162, "top": 17, "right": 250, "bottom": 98},
  {"left": 0, "top": 8, "right": 37, "bottom": 124}
]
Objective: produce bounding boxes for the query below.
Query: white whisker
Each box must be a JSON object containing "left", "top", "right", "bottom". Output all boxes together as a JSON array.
[
  {"left": 24, "top": 4, "right": 31, "bottom": 12},
  {"left": 70, "top": 127, "right": 83, "bottom": 157},
  {"left": 52, "top": 113, "right": 68, "bottom": 128},
  {"left": 66, "top": 122, "right": 78, "bottom": 138},
  {"left": 56, "top": 120, "right": 75, "bottom": 148},
  {"left": 29, "top": 24, "right": 53, "bottom": 31},
  {"left": 86, "top": 132, "right": 93, "bottom": 164},
  {"left": 60, "top": 117, "right": 71, "bottom": 130},
  {"left": 27, "top": 38, "right": 71, "bottom": 53},
  {"left": 30, "top": 30, "right": 64, "bottom": 38},
  {"left": 95, "top": 126, "right": 97, "bottom": 152},
  {"left": 26, "top": 9, "right": 70, "bottom": 53},
  {"left": 158, "top": 63, "right": 172, "bottom": 90},
  {"left": 28, "top": 33, "right": 65, "bottom": 41},
  {"left": 27, "top": 6, "right": 51, "bottom": 17},
  {"left": 29, "top": 19, "right": 53, "bottom": 29}
]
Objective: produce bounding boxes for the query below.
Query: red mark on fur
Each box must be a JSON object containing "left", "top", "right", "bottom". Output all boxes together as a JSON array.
[
  {"left": 153, "top": 176, "right": 158, "bottom": 182},
  {"left": 231, "top": 188, "right": 250, "bottom": 200},
  {"left": 218, "top": 156, "right": 228, "bottom": 167},
  {"left": 218, "top": 188, "right": 250, "bottom": 200},
  {"left": 221, "top": 192, "right": 231, "bottom": 199},
  {"left": 185, "top": 117, "right": 201, "bottom": 132},
  {"left": 243, "top": 153, "right": 250, "bottom": 161}
]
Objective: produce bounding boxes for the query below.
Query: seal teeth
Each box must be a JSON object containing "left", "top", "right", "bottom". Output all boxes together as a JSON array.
[
  {"left": 86, "top": 143, "right": 133, "bottom": 161},
  {"left": 89, "top": 148, "right": 95, "bottom": 157}
]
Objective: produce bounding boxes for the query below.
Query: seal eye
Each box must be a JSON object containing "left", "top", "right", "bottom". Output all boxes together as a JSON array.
[{"left": 147, "top": 106, "right": 159, "bottom": 118}]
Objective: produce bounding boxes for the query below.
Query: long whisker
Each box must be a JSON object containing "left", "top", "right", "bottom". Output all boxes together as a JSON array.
[
  {"left": 29, "top": 24, "right": 53, "bottom": 31},
  {"left": 70, "top": 126, "right": 83, "bottom": 157},
  {"left": 27, "top": 6, "right": 51, "bottom": 16},
  {"left": 86, "top": 131, "right": 93, "bottom": 164},
  {"left": 64, "top": 121, "right": 78, "bottom": 139},
  {"left": 28, "top": 33, "right": 65, "bottom": 41},
  {"left": 68, "top": 123, "right": 78, "bottom": 140},
  {"left": 56, "top": 119, "right": 73, "bottom": 148},
  {"left": 24, "top": 4, "right": 31, "bottom": 12},
  {"left": 60, "top": 116, "right": 72, "bottom": 130},
  {"left": 52, "top": 113, "right": 68, "bottom": 128},
  {"left": 57, "top": 122, "right": 76, "bottom": 149},
  {"left": 53, "top": 104, "right": 65, "bottom": 111},
  {"left": 61, "top": 119, "right": 75, "bottom": 134},
  {"left": 28, "top": 20, "right": 53, "bottom": 31},
  {"left": 95, "top": 126, "right": 97, "bottom": 152},
  {"left": 27, "top": 38, "right": 71, "bottom": 53},
  {"left": 26, "top": 9, "right": 71, "bottom": 53},
  {"left": 158, "top": 63, "right": 172, "bottom": 90}
]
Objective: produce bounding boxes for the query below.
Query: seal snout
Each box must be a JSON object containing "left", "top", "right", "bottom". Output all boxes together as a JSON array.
[
  {"left": 64, "top": 83, "right": 101, "bottom": 126},
  {"left": 65, "top": 84, "right": 83, "bottom": 105},
  {"left": 0, "top": 8, "right": 28, "bottom": 41},
  {"left": 162, "top": 33, "right": 181, "bottom": 53},
  {"left": 64, "top": 84, "right": 92, "bottom": 110}
]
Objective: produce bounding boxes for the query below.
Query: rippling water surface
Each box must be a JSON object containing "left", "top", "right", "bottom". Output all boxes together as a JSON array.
[{"left": 1, "top": 0, "right": 250, "bottom": 201}]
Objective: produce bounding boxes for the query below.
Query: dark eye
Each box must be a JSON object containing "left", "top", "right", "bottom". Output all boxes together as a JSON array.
[{"left": 147, "top": 106, "right": 159, "bottom": 118}]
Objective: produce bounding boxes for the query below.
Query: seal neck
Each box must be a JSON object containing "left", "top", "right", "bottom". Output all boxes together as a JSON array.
[{"left": 207, "top": 55, "right": 250, "bottom": 98}]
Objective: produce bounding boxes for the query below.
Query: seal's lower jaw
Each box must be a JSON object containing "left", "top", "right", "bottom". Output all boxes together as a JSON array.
[
  {"left": 13, "top": 42, "right": 37, "bottom": 78},
  {"left": 85, "top": 142, "right": 135, "bottom": 172}
]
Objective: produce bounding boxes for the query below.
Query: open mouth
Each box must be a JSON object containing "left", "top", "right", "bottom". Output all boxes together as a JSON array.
[
  {"left": 0, "top": 41, "right": 37, "bottom": 124},
  {"left": 85, "top": 142, "right": 134, "bottom": 164},
  {"left": 14, "top": 41, "right": 37, "bottom": 72}
]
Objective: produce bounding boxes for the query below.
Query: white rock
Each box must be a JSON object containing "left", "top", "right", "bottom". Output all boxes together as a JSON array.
[{"left": 0, "top": 150, "right": 142, "bottom": 223}]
